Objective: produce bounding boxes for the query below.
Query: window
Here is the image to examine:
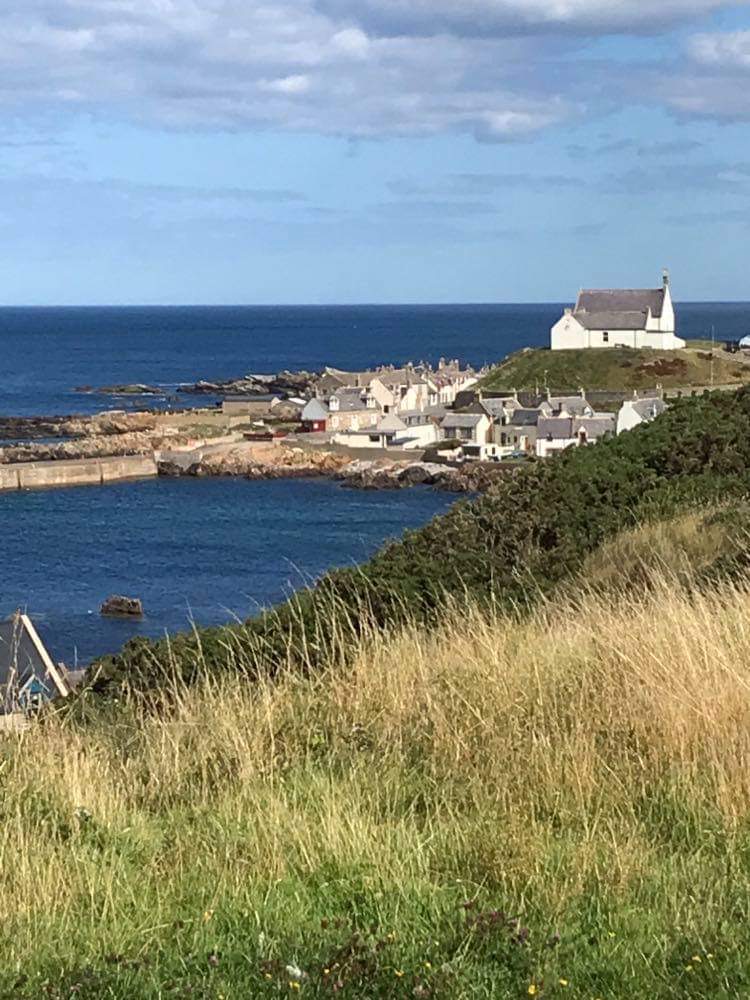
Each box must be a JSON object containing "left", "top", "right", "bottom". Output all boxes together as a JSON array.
[{"left": 602, "top": 332, "right": 610, "bottom": 343}]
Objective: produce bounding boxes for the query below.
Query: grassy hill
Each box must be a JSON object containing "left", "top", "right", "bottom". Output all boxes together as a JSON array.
[
  {"left": 5, "top": 510, "right": 750, "bottom": 997},
  {"left": 479, "top": 344, "right": 750, "bottom": 393}
]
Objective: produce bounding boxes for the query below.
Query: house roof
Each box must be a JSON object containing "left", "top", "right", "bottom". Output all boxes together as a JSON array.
[
  {"left": 574, "top": 415, "right": 616, "bottom": 436},
  {"left": 548, "top": 396, "right": 591, "bottom": 416},
  {"left": 301, "top": 398, "right": 329, "bottom": 422},
  {"left": 625, "top": 398, "right": 667, "bottom": 420},
  {"left": 0, "top": 613, "right": 68, "bottom": 711},
  {"left": 331, "top": 388, "right": 372, "bottom": 412},
  {"left": 573, "top": 287, "right": 666, "bottom": 331},
  {"left": 508, "top": 408, "right": 543, "bottom": 427},
  {"left": 442, "top": 413, "right": 484, "bottom": 429},
  {"left": 376, "top": 414, "right": 408, "bottom": 433},
  {"left": 538, "top": 417, "right": 575, "bottom": 440}
]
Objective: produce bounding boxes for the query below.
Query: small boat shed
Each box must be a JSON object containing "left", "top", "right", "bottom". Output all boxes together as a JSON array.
[{"left": 0, "top": 612, "right": 70, "bottom": 714}]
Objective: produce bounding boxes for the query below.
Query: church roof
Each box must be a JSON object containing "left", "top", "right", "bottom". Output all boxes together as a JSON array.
[{"left": 573, "top": 287, "right": 666, "bottom": 331}]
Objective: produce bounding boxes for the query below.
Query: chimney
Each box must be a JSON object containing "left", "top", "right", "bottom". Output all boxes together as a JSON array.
[{"left": 579, "top": 386, "right": 585, "bottom": 399}]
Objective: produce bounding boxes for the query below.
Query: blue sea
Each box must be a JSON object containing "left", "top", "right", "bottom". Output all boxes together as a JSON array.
[
  {"left": 1, "top": 302, "right": 748, "bottom": 665},
  {"left": 2, "top": 302, "right": 747, "bottom": 418}
]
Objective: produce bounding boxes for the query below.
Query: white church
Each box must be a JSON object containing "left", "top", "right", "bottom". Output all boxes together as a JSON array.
[{"left": 550, "top": 271, "right": 685, "bottom": 351}]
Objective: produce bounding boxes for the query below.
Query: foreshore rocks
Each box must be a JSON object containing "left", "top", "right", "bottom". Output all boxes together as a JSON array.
[
  {"left": 158, "top": 445, "right": 350, "bottom": 480},
  {"left": 335, "top": 459, "right": 507, "bottom": 492},
  {"left": 0, "top": 410, "right": 159, "bottom": 443},
  {"left": 76, "top": 384, "right": 164, "bottom": 397},
  {"left": 176, "top": 370, "right": 319, "bottom": 397},
  {"left": 156, "top": 445, "right": 509, "bottom": 494}
]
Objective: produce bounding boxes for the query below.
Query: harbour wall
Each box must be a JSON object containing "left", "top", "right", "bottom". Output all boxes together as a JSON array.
[{"left": 0, "top": 454, "right": 158, "bottom": 492}]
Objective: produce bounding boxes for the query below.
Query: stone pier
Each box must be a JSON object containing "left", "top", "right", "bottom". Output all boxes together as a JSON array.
[{"left": 0, "top": 454, "right": 158, "bottom": 492}]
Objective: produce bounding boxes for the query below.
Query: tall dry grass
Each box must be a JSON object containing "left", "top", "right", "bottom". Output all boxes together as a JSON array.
[{"left": 2, "top": 539, "right": 750, "bottom": 995}]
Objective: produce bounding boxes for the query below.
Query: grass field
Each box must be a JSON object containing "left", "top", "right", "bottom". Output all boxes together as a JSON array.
[
  {"left": 479, "top": 344, "right": 750, "bottom": 393},
  {"left": 3, "top": 514, "right": 750, "bottom": 998}
]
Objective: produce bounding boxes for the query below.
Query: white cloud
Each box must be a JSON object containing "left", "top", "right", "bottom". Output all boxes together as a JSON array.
[
  {"left": 0, "top": 0, "right": 746, "bottom": 138},
  {"left": 688, "top": 29, "right": 750, "bottom": 67},
  {"left": 316, "top": 0, "right": 741, "bottom": 36}
]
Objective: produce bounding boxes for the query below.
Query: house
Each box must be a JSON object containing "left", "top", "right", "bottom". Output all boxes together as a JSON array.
[
  {"left": 222, "top": 393, "right": 284, "bottom": 417},
  {"left": 536, "top": 414, "right": 616, "bottom": 458},
  {"left": 300, "top": 398, "right": 329, "bottom": 433},
  {"left": 551, "top": 271, "right": 685, "bottom": 351},
  {"left": 617, "top": 396, "right": 667, "bottom": 435},
  {"left": 327, "top": 387, "right": 382, "bottom": 433},
  {"left": 441, "top": 411, "right": 492, "bottom": 445},
  {"left": 0, "top": 612, "right": 70, "bottom": 715}
]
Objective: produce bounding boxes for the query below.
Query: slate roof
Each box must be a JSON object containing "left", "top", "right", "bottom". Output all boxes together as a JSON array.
[
  {"left": 538, "top": 417, "right": 574, "bottom": 440},
  {"left": 507, "top": 408, "right": 543, "bottom": 427},
  {"left": 538, "top": 415, "right": 615, "bottom": 440},
  {"left": 626, "top": 398, "right": 667, "bottom": 420},
  {"left": 575, "top": 415, "right": 616, "bottom": 437},
  {"left": 570, "top": 287, "right": 667, "bottom": 332},
  {"left": 548, "top": 396, "right": 592, "bottom": 416},
  {"left": 331, "top": 388, "right": 372, "bottom": 412},
  {"left": 301, "top": 398, "right": 329, "bottom": 422},
  {"left": 376, "top": 414, "right": 408, "bottom": 433},
  {"left": 442, "top": 413, "right": 484, "bottom": 429}
]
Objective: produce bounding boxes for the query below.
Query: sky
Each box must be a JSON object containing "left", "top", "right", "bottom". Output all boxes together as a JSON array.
[{"left": 1, "top": 1, "right": 750, "bottom": 304}]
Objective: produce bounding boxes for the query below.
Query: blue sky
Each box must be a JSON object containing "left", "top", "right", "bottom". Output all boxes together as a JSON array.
[{"left": 2, "top": 0, "right": 750, "bottom": 304}]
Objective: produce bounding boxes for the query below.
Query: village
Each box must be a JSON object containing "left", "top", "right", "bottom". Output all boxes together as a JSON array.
[{"left": 0, "top": 272, "right": 727, "bottom": 719}]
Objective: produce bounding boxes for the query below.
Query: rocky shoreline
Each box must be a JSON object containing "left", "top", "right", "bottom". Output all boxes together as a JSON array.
[{"left": 157, "top": 446, "right": 508, "bottom": 493}]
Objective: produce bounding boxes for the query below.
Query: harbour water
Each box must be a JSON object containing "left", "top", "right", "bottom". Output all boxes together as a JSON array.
[{"left": 1, "top": 477, "right": 454, "bottom": 665}]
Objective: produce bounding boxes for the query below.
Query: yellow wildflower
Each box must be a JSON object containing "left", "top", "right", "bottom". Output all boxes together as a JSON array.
[
  {"left": 289, "top": 982, "right": 300, "bottom": 991},
  {"left": 559, "top": 979, "right": 569, "bottom": 987},
  {"left": 264, "top": 973, "right": 272, "bottom": 980},
  {"left": 528, "top": 986, "right": 538, "bottom": 996},
  {"left": 692, "top": 955, "right": 702, "bottom": 963},
  {"left": 707, "top": 953, "right": 715, "bottom": 960},
  {"left": 685, "top": 965, "right": 694, "bottom": 972},
  {"left": 202, "top": 909, "right": 214, "bottom": 924},
  {"left": 394, "top": 970, "right": 405, "bottom": 978}
]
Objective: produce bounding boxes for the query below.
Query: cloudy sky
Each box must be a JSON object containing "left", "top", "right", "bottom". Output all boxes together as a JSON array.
[{"left": 2, "top": 0, "right": 750, "bottom": 304}]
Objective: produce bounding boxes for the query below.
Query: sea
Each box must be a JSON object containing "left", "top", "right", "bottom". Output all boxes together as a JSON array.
[{"left": 2, "top": 302, "right": 748, "bottom": 665}]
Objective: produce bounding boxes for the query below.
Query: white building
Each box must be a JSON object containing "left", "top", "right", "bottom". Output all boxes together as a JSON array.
[
  {"left": 535, "top": 415, "right": 616, "bottom": 459},
  {"left": 551, "top": 271, "right": 685, "bottom": 351},
  {"left": 617, "top": 396, "right": 667, "bottom": 435}
]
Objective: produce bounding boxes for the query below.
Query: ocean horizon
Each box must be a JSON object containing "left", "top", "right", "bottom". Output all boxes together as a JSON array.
[{"left": 1, "top": 301, "right": 748, "bottom": 418}]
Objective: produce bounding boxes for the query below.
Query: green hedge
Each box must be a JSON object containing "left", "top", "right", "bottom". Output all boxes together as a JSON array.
[{"left": 86, "top": 390, "right": 750, "bottom": 702}]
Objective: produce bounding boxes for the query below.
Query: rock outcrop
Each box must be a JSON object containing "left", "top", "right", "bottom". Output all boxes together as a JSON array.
[
  {"left": 177, "top": 370, "right": 319, "bottom": 398},
  {"left": 100, "top": 596, "right": 144, "bottom": 617}
]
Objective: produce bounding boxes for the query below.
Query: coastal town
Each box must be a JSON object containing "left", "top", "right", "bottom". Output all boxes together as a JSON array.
[
  {"left": 0, "top": 272, "right": 726, "bottom": 499},
  {"left": 1, "top": 271, "right": 747, "bottom": 716}
]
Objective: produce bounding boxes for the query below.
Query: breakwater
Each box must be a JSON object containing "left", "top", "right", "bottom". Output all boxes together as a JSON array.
[{"left": 0, "top": 454, "right": 158, "bottom": 491}]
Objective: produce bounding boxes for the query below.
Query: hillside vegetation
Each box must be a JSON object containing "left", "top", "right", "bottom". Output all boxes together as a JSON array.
[
  {"left": 6, "top": 513, "right": 750, "bottom": 997},
  {"left": 479, "top": 345, "right": 750, "bottom": 393},
  {"left": 86, "top": 388, "right": 750, "bottom": 703}
]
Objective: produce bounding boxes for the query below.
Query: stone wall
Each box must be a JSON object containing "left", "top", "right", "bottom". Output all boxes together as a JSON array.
[{"left": 0, "top": 454, "right": 158, "bottom": 492}]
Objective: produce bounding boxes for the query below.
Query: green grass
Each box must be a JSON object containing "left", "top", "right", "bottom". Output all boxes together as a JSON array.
[
  {"left": 479, "top": 346, "right": 750, "bottom": 392},
  {"left": 7, "top": 526, "right": 750, "bottom": 997}
]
